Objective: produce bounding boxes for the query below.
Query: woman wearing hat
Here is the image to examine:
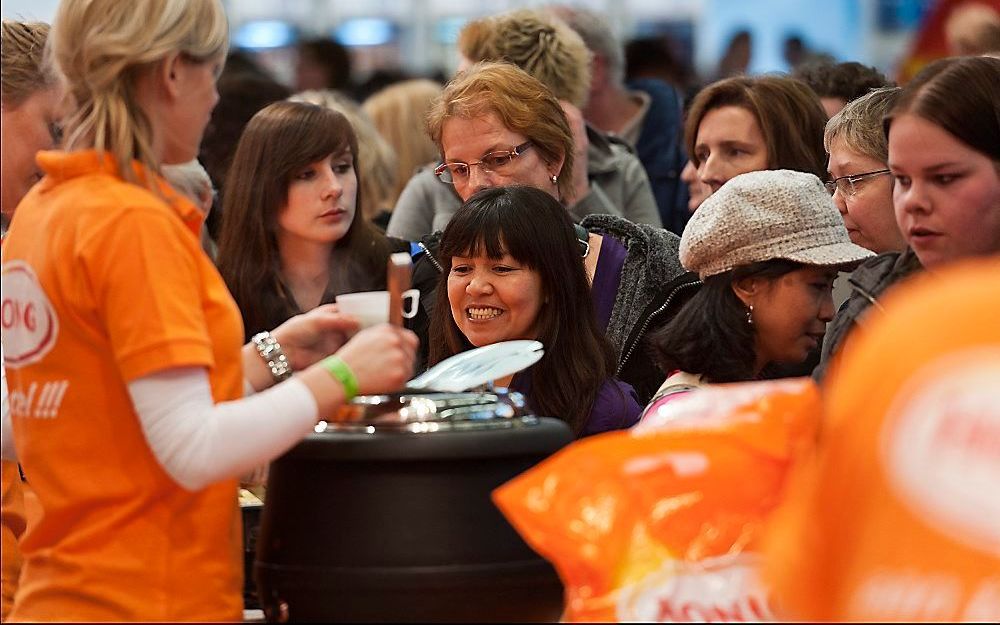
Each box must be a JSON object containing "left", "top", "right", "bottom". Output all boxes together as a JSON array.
[{"left": 644, "top": 169, "right": 873, "bottom": 407}]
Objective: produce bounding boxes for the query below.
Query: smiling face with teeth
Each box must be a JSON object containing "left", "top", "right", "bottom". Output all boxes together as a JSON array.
[{"left": 447, "top": 251, "right": 544, "bottom": 348}]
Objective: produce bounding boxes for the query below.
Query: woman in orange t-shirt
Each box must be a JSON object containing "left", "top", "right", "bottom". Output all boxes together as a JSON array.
[
  {"left": 1, "top": 18, "right": 69, "bottom": 621},
  {"left": 0, "top": 0, "right": 417, "bottom": 621}
]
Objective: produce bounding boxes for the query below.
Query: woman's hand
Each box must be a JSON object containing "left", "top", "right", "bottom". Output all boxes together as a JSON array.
[
  {"left": 559, "top": 100, "right": 591, "bottom": 204},
  {"left": 271, "top": 304, "right": 361, "bottom": 371},
  {"left": 334, "top": 324, "right": 419, "bottom": 395}
]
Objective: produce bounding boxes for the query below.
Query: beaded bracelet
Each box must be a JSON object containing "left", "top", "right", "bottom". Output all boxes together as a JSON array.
[{"left": 251, "top": 331, "right": 293, "bottom": 383}]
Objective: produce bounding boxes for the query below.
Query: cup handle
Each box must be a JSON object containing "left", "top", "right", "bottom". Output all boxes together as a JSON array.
[{"left": 401, "top": 288, "right": 420, "bottom": 319}]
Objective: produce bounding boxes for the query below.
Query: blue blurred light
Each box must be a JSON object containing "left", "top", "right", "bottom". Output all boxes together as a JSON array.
[
  {"left": 434, "top": 17, "right": 468, "bottom": 45},
  {"left": 334, "top": 18, "right": 398, "bottom": 47},
  {"left": 233, "top": 20, "right": 297, "bottom": 50}
]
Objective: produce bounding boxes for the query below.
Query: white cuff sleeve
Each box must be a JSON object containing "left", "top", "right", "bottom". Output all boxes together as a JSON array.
[{"left": 128, "top": 367, "right": 318, "bottom": 491}]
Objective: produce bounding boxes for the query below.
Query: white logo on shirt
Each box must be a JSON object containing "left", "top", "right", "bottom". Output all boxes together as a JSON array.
[
  {"left": 1, "top": 260, "right": 59, "bottom": 368},
  {"left": 882, "top": 348, "right": 1000, "bottom": 557},
  {"left": 8, "top": 380, "right": 70, "bottom": 419}
]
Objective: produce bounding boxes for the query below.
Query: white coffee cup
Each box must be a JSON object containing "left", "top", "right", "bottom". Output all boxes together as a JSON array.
[{"left": 335, "top": 289, "right": 420, "bottom": 328}]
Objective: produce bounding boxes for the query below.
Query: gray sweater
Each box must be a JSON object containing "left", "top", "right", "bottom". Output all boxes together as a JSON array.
[
  {"left": 581, "top": 214, "right": 698, "bottom": 403},
  {"left": 386, "top": 125, "right": 662, "bottom": 239}
]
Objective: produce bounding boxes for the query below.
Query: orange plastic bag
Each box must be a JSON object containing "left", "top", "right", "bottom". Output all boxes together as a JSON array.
[{"left": 493, "top": 379, "right": 820, "bottom": 622}]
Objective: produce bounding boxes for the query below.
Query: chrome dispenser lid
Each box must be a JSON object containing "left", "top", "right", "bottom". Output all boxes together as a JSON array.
[
  {"left": 405, "top": 340, "right": 543, "bottom": 393},
  {"left": 317, "top": 388, "right": 536, "bottom": 434},
  {"left": 316, "top": 340, "right": 545, "bottom": 434}
]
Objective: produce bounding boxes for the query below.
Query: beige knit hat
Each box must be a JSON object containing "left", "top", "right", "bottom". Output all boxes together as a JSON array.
[{"left": 680, "top": 169, "right": 875, "bottom": 278}]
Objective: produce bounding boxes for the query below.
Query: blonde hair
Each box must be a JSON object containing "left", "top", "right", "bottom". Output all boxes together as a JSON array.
[
  {"left": 1, "top": 20, "right": 58, "bottom": 105},
  {"left": 289, "top": 89, "right": 397, "bottom": 222},
  {"left": 49, "top": 0, "right": 228, "bottom": 185},
  {"left": 428, "top": 61, "right": 576, "bottom": 202},
  {"left": 457, "top": 9, "right": 592, "bottom": 108},
  {"left": 824, "top": 87, "right": 901, "bottom": 164},
  {"left": 362, "top": 79, "right": 442, "bottom": 207}
]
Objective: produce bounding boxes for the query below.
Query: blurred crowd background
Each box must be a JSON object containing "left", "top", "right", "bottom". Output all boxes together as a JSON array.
[{"left": 4, "top": 0, "right": 998, "bottom": 98}]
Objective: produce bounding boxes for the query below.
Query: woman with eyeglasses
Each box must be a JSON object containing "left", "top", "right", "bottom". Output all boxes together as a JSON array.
[
  {"left": 418, "top": 62, "right": 698, "bottom": 404},
  {"left": 824, "top": 87, "right": 906, "bottom": 255},
  {"left": 815, "top": 55, "right": 1000, "bottom": 381},
  {"left": 385, "top": 9, "right": 661, "bottom": 242},
  {"left": 814, "top": 87, "right": 919, "bottom": 380}
]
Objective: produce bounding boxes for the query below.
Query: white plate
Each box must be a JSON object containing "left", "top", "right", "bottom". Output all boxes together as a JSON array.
[{"left": 406, "top": 340, "right": 544, "bottom": 392}]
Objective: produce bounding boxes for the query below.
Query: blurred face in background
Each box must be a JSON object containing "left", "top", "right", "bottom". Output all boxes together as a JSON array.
[
  {"left": 295, "top": 50, "right": 328, "bottom": 92},
  {"left": 694, "top": 105, "right": 769, "bottom": 194},
  {"left": 820, "top": 97, "right": 847, "bottom": 119},
  {"left": 889, "top": 113, "right": 1000, "bottom": 269},
  {"left": 277, "top": 150, "right": 358, "bottom": 249},
  {"left": 681, "top": 160, "right": 710, "bottom": 213},
  {"left": 827, "top": 136, "right": 903, "bottom": 254},
  {"left": 1, "top": 86, "right": 66, "bottom": 220}
]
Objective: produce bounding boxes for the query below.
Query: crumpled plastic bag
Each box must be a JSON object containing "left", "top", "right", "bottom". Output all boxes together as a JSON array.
[{"left": 493, "top": 378, "right": 820, "bottom": 622}]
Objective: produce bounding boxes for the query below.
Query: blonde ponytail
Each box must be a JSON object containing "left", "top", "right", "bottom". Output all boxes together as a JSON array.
[{"left": 50, "top": 0, "right": 227, "bottom": 185}]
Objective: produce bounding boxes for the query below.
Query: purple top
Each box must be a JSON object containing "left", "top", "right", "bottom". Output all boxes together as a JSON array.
[
  {"left": 510, "top": 371, "right": 642, "bottom": 437},
  {"left": 590, "top": 233, "right": 628, "bottom": 331}
]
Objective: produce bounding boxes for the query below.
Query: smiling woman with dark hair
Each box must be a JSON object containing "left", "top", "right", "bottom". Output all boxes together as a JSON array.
[{"left": 429, "top": 185, "right": 641, "bottom": 437}]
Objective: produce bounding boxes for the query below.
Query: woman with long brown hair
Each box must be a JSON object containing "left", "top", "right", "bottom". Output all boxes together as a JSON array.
[{"left": 216, "top": 100, "right": 435, "bottom": 348}]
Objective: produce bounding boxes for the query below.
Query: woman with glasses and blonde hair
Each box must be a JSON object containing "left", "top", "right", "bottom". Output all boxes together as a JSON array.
[
  {"left": 824, "top": 87, "right": 906, "bottom": 255},
  {"left": 813, "top": 87, "right": 919, "bottom": 380},
  {"left": 0, "top": 0, "right": 416, "bottom": 620},
  {"left": 386, "top": 8, "right": 661, "bottom": 241},
  {"left": 417, "top": 61, "right": 696, "bottom": 403}
]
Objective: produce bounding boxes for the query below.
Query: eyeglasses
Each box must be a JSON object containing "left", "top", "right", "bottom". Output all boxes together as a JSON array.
[
  {"left": 824, "top": 169, "right": 891, "bottom": 197},
  {"left": 434, "top": 141, "right": 534, "bottom": 185}
]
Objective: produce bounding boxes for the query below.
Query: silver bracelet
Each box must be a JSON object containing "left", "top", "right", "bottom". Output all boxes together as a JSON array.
[{"left": 251, "top": 331, "right": 293, "bottom": 383}]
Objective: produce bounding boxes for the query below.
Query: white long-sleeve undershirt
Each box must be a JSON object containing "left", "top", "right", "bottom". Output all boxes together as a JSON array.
[
  {"left": 0, "top": 365, "right": 321, "bottom": 491},
  {"left": 128, "top": 367, "right": 319, "bottom": 490}
]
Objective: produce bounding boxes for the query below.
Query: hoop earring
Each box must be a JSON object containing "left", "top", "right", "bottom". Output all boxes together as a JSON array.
[
  {"left": 550, "top": 175, "right": 558, "bottom": 185},
  {"left": 746, "top": 304, "right": 754, "bottom": 326}
]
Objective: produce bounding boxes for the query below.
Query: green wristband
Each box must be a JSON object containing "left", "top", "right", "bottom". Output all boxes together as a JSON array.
[{"left": 321, "top": 356, "right": 359, "bottom": 401}]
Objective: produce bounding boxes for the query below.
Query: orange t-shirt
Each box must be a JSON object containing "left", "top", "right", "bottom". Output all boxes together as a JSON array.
[
  {"left": 1, "top": 150, "right": 246, "bottom": 621},
  {"left": 764, "top": 258, "right": 1000, "bottom": 621},
  {"left": 1, "top": 460, "right": 26, "bottom": 621}
]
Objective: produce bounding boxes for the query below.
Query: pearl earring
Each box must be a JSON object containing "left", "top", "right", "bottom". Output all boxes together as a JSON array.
[{"left": 550, "top": 175, "right": 558, "bottom": 184}]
